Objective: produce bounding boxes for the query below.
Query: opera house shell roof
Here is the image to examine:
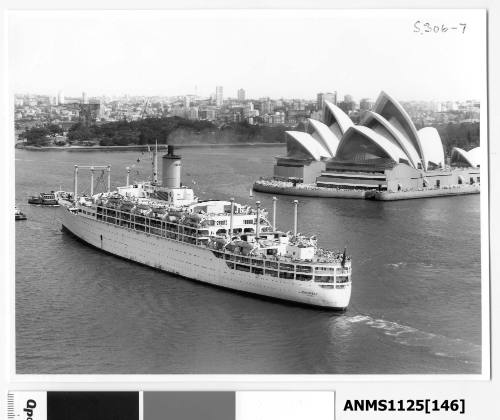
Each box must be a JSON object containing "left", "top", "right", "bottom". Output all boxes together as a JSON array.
[
  {"left": 282, "top": 91, "right": 475, "bottom": 171},
  {"left": 450, "top": 147, "right": 481, "bottom": 168}
]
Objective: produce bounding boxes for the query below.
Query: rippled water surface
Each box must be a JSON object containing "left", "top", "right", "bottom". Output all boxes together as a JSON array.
[{"left": 15, "top": 147, "right": 482, "bottom": 374}]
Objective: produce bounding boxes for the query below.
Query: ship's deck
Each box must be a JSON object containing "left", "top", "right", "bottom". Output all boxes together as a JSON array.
[{"left": 62, "top": 198, "right": 351, "bottom": 268}]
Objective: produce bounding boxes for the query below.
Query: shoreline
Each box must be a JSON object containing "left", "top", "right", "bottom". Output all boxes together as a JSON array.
[
  {"left": 364, "top": 185, "right": 480, "bottom": 200},
  {"left": 253, "top": 180, "right": 480, "bottom": 201},
  {"left": 253, "top": 181, "right": 366, "bottom": 199},
  {"left": 17, "top": 142, "right": 285, "bottom": 152}
]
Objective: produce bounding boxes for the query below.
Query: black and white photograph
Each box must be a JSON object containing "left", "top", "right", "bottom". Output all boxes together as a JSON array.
[{"left": 9, "top": 9, "right": 487, "bottom": 375}]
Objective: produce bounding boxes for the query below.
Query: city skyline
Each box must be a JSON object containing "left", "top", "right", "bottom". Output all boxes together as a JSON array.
[
  {"left": 14, "top": 86, "right": 480, "bottom": 134},
  {"left": 13, "top": 89, "right": 480, "bottom": 103},
  {"left": 8, "top": 9, "right": 486, "bottom": 102}
]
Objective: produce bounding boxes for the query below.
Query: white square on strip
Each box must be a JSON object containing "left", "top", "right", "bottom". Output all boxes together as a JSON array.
[{"left": 236, "top": 391, "right": 335, "bottom": 420}]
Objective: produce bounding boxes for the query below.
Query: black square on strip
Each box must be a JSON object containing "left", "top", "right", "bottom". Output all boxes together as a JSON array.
[
  {"left": 144, "top": 392, "right": 235, "bottom": 420},
  {"left": 47, "top": 392, "right": 139, "bottom": 420}
]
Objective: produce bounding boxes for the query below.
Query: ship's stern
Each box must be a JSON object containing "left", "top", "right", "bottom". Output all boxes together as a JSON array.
[{"left": 315, "top": 282, "right": 352, "bottom": 310}]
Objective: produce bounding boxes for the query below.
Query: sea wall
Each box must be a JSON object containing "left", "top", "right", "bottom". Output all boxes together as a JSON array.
[
  {"left": 365, "top": 185, "right": 480, "bottom": 201},
  {"left": 253, "top": 180, "right": 480, "bottom": 201},
  {"left": 253, "top": 180, "right": 366, "bottom": 199}
]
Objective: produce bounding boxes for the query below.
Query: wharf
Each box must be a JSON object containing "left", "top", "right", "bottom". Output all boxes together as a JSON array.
[
  {"left": 253, "top": 180, "right": 480, "bottom": 201},
  {"left": 253, "top": 180, "right": 365, "bottom": 199},
  {"left": 365, "top": 185, "right": 480, "bottom": 201}
]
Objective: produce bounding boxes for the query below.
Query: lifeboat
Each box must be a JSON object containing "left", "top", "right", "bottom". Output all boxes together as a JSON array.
[
  {"left": 225, "top": 240, "right": 254, "bottom": 255},
  {"left": 182, "top": 214, "right": 203, "bottom": 227},
  {"left": 119, "top": 202, "right": 135, "bottom": 212},
  {"left": 212, "top": 237, "right": 228, "bottom": 250}
]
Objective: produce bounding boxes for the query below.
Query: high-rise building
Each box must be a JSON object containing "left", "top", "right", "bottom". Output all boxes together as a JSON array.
[
  {"left": 243, "top": 102, "right": 256, "bottom": 118},
  {"left": 359, "top": 98, "right": 374, "bottom": 111},
  {"left": 82, "top": 91, "right": 88, "bottom": 104},
  {"left": 58, "top": 90, "right": 65, "bottom": 105},
  {"left": 338, "top": 100, "right": 356, "bottom": 114},
  {"left": 215, "top": 86, "right": 223, "bottom": 106},
  {"left": 316, "top": 92, "right": 337, "bottom": 110},
  {"left": 260, "top": 98, "right": 273, "bottom": 115},
  {"left": 316, "top": 93, "right": 322, "bottom": 109},
  {"left": 237, "top": 88, "right": 246, "bottom": 101},
  {"left": 184, "top": 95, "right": 191, "bottom": 108},
  {"left": 79, "top": 103, "right": 100, "bottom": 125},
  {"left": 99, "top": 100, "right": 105, "bottom": 119},
  {"left": 344, "top": 94, "right": 354, "bottom": 103}
]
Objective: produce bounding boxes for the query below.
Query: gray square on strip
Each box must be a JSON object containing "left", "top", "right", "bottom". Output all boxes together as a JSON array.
[{"left": 144, "top": 392, "right": 235, "bottom": 420}]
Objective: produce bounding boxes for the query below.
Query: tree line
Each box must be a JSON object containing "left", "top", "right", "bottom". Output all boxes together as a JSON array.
[
  {"left": 433, "top": 122, "right": 480, "bottom": 155},
  {"left": 19, "top": 117, "right": 289, "bottom": 146},
  {"left": 19, "top": 124, "right": 64, "bottom": 145},
  {"left": 19, "top": 117, "right": 480, "bottom": 156}
]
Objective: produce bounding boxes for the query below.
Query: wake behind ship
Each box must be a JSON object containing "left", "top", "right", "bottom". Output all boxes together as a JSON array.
[{"left": 56, "top": 146, "right": 352, "bottom": 309}]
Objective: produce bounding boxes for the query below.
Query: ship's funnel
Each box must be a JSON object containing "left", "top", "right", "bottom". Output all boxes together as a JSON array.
[{"left": 162, "top": 145, "right": 181, "bottom": 188}]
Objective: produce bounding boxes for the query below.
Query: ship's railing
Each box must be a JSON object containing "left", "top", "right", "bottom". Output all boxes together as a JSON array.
[
  {"left": 213, "top": 248, "right": 351, "bottom": 283},
  {"left": 96, "top": 204, "right": 349, "bottom": 267},
  {"left": 93, "top": 205, "right": 351, "bottom": 283},
  {"left": 191, "top": 210, "right": 257, "bottom": 217},
  {"left": 96, "top": 205, "right": 202, "bottom": 244},
  {"left": 96, "top": 205, "right": 257, "bottom": 246}
]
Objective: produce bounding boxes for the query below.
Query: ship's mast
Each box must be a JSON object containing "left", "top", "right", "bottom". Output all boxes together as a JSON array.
[
  {"left": 107, "top": 165, "right": 111, "bottom": 192},
  {"left": 272, "top": 196, "right": 277, "bottom": 231},
  {"left": 73, "top": 165, "right": 110, "bottom": 204},
  {"left": 229, "top": 197, "right": 235, "bottom": 237},
  {"left": 256, "top": 201, "right": 261, "bottom": 237},
  {"left": 152, "top": 140, "right": 158, "bottom": 184},
  {"left": 293, "top": 199, "right": 298, "bottom": 237},
  {"left": 73, "top": 165, "right": 78, "bottom": 204}
]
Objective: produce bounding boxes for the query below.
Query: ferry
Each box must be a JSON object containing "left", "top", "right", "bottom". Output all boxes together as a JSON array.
[
  {"left": 28, "top": 191, "right": 59, "bottom": 206},
  {"left": 56, "top": 146, "right": 352, "bottom": 309}
]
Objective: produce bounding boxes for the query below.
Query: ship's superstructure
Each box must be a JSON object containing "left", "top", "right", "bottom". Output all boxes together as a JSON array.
[{"left": 57, "top": 146, "right": 352, "bottom": 309}]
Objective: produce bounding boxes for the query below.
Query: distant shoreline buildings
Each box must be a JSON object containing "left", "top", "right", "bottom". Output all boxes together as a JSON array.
[{"left": 14, "top": 86, "right": 480, "bottom": 138}]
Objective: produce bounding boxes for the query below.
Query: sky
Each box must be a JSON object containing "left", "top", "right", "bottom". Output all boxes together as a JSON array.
[{"left": 8, "top": 9, "right": 486, "bottom": 101}]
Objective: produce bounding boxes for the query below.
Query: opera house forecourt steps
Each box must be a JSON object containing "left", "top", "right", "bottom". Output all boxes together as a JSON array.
[{"left": 253, "top": 91, "right": 481, "bottom": 201}]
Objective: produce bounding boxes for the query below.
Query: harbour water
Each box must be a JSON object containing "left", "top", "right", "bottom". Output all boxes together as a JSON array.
[{"left": 15, "top": 147, "right": 482, "bottom": 374}]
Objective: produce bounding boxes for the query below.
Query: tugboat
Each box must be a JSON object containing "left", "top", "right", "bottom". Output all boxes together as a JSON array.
[
  {"left": 28, "top": 191, "right": 59, "bottom": 206},
  {"left": 15, "top": 206, "right": 27, "bottom": 221}
]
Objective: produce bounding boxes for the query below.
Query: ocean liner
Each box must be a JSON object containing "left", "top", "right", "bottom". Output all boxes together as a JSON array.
[{"left": 57, "top": 146, "right": 352, "bottom": 309}]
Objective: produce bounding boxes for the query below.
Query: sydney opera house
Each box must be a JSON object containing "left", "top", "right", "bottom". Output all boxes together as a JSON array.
[{"left": 273, "top": 91, "right": 480, "bottom": 192}]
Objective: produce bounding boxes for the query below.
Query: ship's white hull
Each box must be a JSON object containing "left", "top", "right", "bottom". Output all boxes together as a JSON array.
[{"left": 60, "top": 207, "right": 351, "bottom": 309}]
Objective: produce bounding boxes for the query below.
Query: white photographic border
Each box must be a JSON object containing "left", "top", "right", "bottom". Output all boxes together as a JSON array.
[{"left": 1, "top": 1, "right": 498, "bottom": 419}]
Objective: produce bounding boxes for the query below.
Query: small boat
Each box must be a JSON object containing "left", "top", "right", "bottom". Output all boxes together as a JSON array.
[
  {"left": 28, "top": 191, "right": 59, "bottom": 206},
  {"left": 15, "top": 206, "right": 27, "bottom": 221}
]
